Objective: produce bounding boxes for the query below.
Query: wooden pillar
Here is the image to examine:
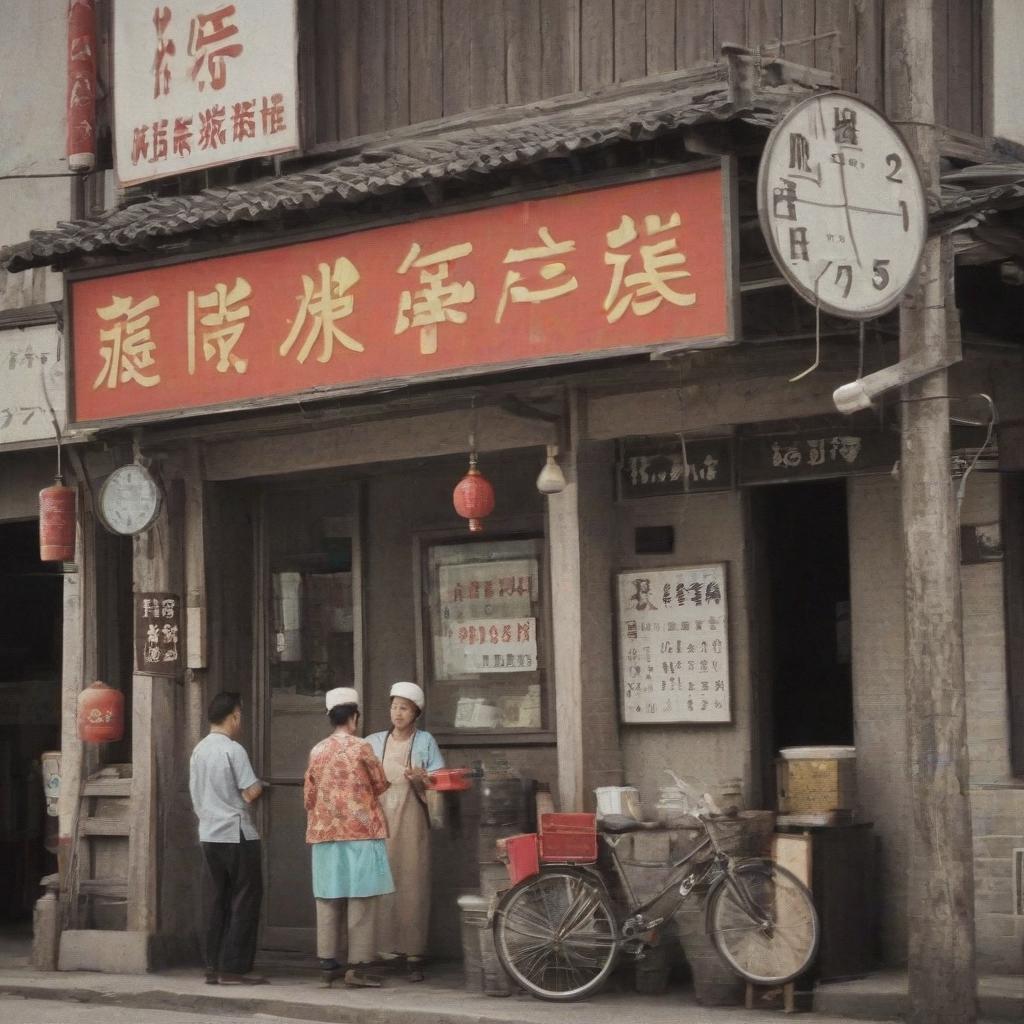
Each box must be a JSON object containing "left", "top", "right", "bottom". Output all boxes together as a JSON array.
[
  {"left": 183, "top": 443, "right": 208, "bottom": 752},
  {"left": 127, "top": 496, "right": 175, "bottom": 936},
  {"left": 546, "top": 393, "right": 623, "bottom": 813},
  {"left": 888, "top": 3, "right": 977, "bottom": 1021}
]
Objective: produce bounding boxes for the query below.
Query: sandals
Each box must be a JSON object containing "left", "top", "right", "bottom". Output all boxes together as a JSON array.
[{"left": 344, "top": 967, "right": 382, "bottom": 988}]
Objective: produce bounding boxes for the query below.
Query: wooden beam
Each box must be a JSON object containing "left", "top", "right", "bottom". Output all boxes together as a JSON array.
[{"left": 201, "top": 405, "right": 550, "bottom": 481}]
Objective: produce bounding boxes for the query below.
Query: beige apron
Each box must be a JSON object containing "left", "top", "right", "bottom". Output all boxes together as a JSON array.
[{"left": 374, "top": 733, "right": 431, "bottom": 957}]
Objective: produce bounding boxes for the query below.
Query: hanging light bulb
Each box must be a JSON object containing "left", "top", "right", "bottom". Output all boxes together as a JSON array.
[{"left": 536, "top": 444, "right": 566, "bottom": 495}]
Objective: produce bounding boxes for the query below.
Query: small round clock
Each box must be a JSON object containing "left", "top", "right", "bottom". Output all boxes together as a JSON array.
[
  {"left": 97, "top": 463, "right": 163, "bottom": 536},
  {"left": 757, "top": 91, "right": 928, "bottom": 320}
]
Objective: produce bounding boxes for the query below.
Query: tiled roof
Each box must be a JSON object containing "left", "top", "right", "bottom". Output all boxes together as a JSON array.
[
  {"left": 1, "top": 74, "right": 793, "bottom": 272},
  {"left": 7, "top": 73, "right": 1022, "bottom": 274}
]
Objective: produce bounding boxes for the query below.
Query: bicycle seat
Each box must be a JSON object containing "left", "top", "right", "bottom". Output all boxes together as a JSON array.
[{"left": 597, "top": 814, "right": 648, "bottom": 834}]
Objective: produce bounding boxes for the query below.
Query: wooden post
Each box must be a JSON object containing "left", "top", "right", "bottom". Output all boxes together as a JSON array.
[
  {"left": 546, "top": 391, "right": 623, "bottom": 813},
  {"left": 127, "top": 498, "right": 175, "bottom": 936},
  {"left": 887, "top": 3, "right": 977, "bottom": 1021},
  {"left": 183, "top": 443, "right": 207, "bottom": 753}
]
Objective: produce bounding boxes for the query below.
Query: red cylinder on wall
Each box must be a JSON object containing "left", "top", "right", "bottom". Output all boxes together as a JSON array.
[
  {"left": 77, "top": 681, "right": 124, "bottom": 744},
  {"left": 39, "top": 482, "right": 77, "bottom": 562},
  {"left": 66, "top": 0, "right": 97, "bottom": 173}
]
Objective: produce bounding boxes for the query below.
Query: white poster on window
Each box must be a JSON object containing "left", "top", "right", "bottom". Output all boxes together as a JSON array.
[
  {"left": 435, "top": 558, "right": 539, "bottom": 678},
  {"left": 616, "top": 564, "right": 730, "bottom": 724},
  {"left": 0, "top": 326, "right": 66, "bottom": 447},
  {"left": 441, "top": 617, "right": 538, "bottom": 675},
  {"left": 114, "top": 0, "right": 298, "bottom": 186}
]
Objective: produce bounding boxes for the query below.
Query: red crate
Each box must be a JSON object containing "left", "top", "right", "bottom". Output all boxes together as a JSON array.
[
  {"left": 539, "top": 812, "right": 598, "bottom": 863},
  {"left": 500, "top": 833, "right": 540, "bottom": 885}
]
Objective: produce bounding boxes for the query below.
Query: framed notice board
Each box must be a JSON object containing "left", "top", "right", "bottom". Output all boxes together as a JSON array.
[{"left": 616, "top": 564, "right": 730, "bottom": 724}]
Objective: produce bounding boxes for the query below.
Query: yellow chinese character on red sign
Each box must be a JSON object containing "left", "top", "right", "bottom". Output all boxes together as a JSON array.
[
  {"left": 93, "top": 295, "right": 161, "bottom": 390},
  {"left": 495, "top": 226, "right": 577, "bottom": 323},
  {"left": 280, "top": 258, "right": 363, "bottom": 364},
  {"left": 603, "top": 212, "right": 696, "bottom": 324},
  {"left": 187, "top": 276, "right": 251, "bottom": 375},
  {"left": 395, "top": 242, "right": 475, "bottom": 355}
]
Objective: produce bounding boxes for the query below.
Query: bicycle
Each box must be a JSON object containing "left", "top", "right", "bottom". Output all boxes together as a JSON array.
[{"left": 492, "top": 809, "right": 819, "bottom": 1002}]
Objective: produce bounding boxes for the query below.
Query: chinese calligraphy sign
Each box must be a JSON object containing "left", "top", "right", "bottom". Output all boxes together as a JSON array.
[
  {"left": 0, "top": 326, "right": 67, "bottom": 448},
  {"left": 617, "top": 565, "right": 730, "bottom": 724},
  {"left": 70, "top": 168, "right": 732, "bottom": 424},
  {"left": 114, "top": 1, "right": 297, "bottom": 185},
  {"left": 437, "top": 559, "right": 539, "bottom": 677},
  {"left": 617, "top": 435, "right": 734, "bottom": 499},
  {"left": 134, "top": 592, "right": 181, "bottom": 676},
  {"left": 737, "top": 427, "right": 899, "bottom": 485}
]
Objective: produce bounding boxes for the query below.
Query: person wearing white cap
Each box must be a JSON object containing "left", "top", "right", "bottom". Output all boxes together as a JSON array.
[
  {"left": 366, "top": 681, "right": 444, "bottom": 981},
  {"left": 304, "top": 687, "right": 393, "bottom": 988}
]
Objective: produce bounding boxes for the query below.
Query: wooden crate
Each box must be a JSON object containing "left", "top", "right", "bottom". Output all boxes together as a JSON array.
[{"left": 777, "top": 758, "right": 857, "bottom": 814}]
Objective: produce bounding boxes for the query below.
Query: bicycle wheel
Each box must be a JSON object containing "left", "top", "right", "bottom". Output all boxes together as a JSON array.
[
  {"left": 492, "top": 868, "right": 619, "bottom": 1001},
  {"left": 707, "top": 859, "right": 819, "bottom": 985}
]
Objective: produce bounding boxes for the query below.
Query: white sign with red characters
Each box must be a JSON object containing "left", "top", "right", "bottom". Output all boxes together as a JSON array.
[{"left": 113, "top": 1, "right": 298, "bottom": 186}]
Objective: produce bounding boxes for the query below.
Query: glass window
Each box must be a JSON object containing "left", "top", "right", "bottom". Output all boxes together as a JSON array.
[{"left": 422, "top": 536, "right": 548, "bottom": 736}]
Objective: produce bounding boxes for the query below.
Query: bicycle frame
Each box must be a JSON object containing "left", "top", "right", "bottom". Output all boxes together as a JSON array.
[{"left": 600, "top": 815, "right": 739, "bottom": 939}]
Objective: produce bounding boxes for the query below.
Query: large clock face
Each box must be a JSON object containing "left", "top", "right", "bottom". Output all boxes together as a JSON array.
[
  {"left": 98, "top": 463, "right": 163, "bottom": 536},
  {"left": 757, "top": 92, "right": 928, "bottom": 320}
]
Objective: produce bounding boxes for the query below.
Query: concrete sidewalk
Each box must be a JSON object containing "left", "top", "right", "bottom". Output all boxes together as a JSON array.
[{"left": 0, "top": 960, "right": 1020, "bottom": 1024}]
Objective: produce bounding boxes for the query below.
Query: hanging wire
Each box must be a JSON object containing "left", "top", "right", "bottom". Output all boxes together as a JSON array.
[
  {"left": 955, "top": 393, "right": 997, "bottom": 516},
  {"left": 39, "top": 365, "right": 63, "bottom": 481},
  {"left": 789, "top": 295, "right": 822, "bottom": 383},
  {"left": 675, "top": 385, "right": 691, "bottom": 494},
  {"left": 469, "top": 393, "right": 479, "bottom": 456},
  {"left": 858, "top": 320, "right": 866, "bottom": 380}
]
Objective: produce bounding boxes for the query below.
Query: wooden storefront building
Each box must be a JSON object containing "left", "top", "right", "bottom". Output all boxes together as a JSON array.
[{"left": 3, "top": 0, "right": 1024, "bottom": 979}]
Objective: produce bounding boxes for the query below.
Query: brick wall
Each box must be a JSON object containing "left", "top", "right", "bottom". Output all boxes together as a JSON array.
[
  {"left": 960, "top": 472, "right": 1024, "bottom": 972},
  {"left": 850, "top": 469, "right": 1024, "bottom": 973}
]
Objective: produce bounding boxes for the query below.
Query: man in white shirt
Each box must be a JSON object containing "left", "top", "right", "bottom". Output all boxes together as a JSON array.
[{"left": 189, "top": 691, "right": 266, "bottom": 984}]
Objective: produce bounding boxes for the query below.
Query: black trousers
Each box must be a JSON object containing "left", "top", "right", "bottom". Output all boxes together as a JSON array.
[{"left": 200, "top": 838, "right": 262, "bottom": 975}]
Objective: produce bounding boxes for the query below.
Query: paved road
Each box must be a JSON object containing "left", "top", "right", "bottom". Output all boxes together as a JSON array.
[
  {"left": 0, "top": 996, "right": 316, "bottom": 1024},
  {"left": 2, "top": 992, "right": 1006, "bottom": 1024}
]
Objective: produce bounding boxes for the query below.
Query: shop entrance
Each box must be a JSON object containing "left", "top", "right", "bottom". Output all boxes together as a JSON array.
[
  {"left": 254, "top": 481, "right": 363, "bottom": 955},
  {"left": 0, "top": 520, "right": 62, "bottom": 949},
  {"left": 751, "top": 480, "right": 853, "bottom": 801}
]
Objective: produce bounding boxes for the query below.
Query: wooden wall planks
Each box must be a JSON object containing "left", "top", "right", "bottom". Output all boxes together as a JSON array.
[
  {"left": 505, "top": 0, "right": 544, "bottom": 104},
  {"left": 581, "top": 0, "right": 615, "bottom": 91},
  {"left": 299, "top": 0, "right": 985, "bottom": 147},
  {"left": 614, "top": 0, "right": 648, "bottom": 83},
  {"left": 646, "top": 0, "right": 677, "bottom": 75},
  {"left": 677, "top": 0, "right": 715, "bottom": 68}
]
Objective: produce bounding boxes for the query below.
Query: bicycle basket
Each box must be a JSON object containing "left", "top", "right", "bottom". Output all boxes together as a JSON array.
[{"left": 704, "top": 811, "right": 776, "bottom": 858}]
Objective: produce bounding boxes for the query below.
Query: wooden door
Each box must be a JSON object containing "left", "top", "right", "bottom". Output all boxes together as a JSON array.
[{"left": 255, "top": 482, "right": 363, "bottom": 953}]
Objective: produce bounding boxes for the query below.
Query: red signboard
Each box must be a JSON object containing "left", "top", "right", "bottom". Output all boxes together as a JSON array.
[{"left": 70, "top": 166, "right": 733, "bottom": 425}]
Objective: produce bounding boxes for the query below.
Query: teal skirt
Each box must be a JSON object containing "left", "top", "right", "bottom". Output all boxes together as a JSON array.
[{"left": 311, "top": 839, "right": 395, "bottom": 899}]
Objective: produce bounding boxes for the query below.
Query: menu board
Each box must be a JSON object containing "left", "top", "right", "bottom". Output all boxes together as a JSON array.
[{"left": 616, "top": 564, "right": 730, "bottom": 724}]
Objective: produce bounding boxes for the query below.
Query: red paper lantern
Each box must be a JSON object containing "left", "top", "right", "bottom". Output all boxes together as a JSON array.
[
  {"left": 77, "top": 681, "right": 124, "bottom": 744},
  {"left": 39, "top": 481, "right": 76, "bottom": 562},
  {"left": 66, "top": 0, "right": 97, "bottom": 173},
  {"left": 453, "top": 454, "right": 495, "bottom": 533}
]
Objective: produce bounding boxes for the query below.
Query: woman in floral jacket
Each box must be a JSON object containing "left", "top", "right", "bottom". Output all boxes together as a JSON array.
[{"left": 304, "top": 686, "right": 392, "bottom": 988}]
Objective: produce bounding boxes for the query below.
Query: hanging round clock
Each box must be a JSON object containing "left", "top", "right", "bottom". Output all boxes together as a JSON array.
[
  {"left": 97, "top": 463, "right": 163, "bottom": 536},
  {"left": 757, "top": 91, "right": 928, "bottom": 320}
]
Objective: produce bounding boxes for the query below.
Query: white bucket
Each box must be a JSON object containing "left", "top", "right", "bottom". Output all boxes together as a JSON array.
[{"left": 594, "top": 785, "right": 642, "bottom": 820}]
